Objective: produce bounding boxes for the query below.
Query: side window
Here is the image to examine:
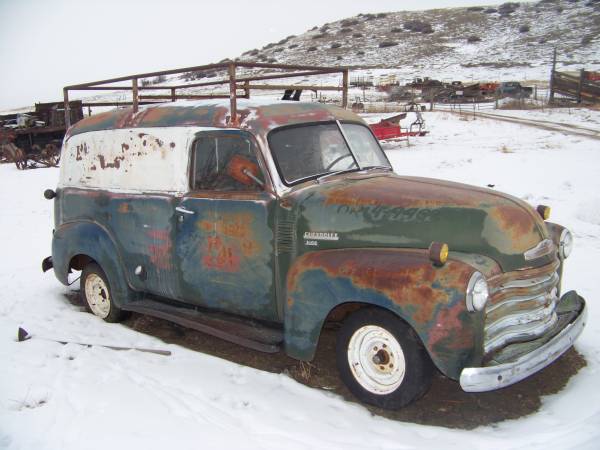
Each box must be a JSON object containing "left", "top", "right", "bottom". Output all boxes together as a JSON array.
[{"left": 191, "top": 132, "right": 264, "bottom": 192}]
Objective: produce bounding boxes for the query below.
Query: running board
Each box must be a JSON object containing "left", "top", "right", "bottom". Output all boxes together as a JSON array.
[{"left": 123, "top": 299, "right": 283, "bottom": 353}]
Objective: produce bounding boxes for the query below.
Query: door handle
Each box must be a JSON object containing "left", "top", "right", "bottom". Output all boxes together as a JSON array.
[{"left": 175, "top": 206, "right": 195, "bottom": 215}]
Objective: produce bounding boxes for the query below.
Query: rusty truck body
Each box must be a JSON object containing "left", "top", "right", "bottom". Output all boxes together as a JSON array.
[{"left": 43, "top": 99, "right": 587, "bottom": 409}]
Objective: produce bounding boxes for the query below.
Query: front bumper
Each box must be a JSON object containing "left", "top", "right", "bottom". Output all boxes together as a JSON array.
[{"left": 460, "top": 290, "right": 587, "bottom": 392}]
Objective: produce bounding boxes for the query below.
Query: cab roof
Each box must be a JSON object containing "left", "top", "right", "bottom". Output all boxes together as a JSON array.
[{"left": 66, "top": 99, "right": 362, "bottom": 140}]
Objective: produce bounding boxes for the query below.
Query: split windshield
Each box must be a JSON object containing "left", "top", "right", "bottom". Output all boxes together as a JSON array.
[{"left": 268, "top": 122, "right": 391, "bottom": 185}]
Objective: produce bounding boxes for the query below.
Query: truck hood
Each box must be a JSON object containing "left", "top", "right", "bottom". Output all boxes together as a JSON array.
[{"left": 285, "top": 173, "right": 550, "bottom": 272}]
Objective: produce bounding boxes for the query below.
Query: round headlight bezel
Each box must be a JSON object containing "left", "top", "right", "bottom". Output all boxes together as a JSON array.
[
  {"left": 559, "top": 228, "right": 573, "bottom": 259},
  {"left": 466, "top": 272, "right": 490, "bottom": 312}
]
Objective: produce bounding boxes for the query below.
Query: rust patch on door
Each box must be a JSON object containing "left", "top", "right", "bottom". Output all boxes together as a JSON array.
[
  {"left": 202, "top": 236, "right": 240, "bottom": 272},
  {"left": 118, "top": 203, "right": 131, "bottom": 214},
  {"left": 199, "top": 212, "right": 262, "bottom": 272},
  {"left": 147, "top": 228, "right": 172, "bottom": 270}
]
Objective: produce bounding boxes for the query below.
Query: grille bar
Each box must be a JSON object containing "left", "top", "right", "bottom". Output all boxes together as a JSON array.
[
  {"left": 484, "top": 312, "right": 558, "bottom": 355},
  {"left": 484, "top": 258, "right": 561, "bottom": 356}
]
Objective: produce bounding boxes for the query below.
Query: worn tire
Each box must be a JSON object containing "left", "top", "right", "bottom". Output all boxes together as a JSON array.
[
  {"left": 81, "top": 263, "right": 128, "bottom": 323},
  {"left": 336, "top": 308, "right": 434, "bottom": 409}
]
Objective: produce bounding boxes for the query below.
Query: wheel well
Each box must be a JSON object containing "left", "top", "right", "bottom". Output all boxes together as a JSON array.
[
  {"left": 69, "top": 254, "right": 95, "bottom": 271},
  {"left": 322, "top": 302, "right": 430, "bottom": 356},
  {"left": 324, "top": 302, "right": 371, "bottom": 324}
]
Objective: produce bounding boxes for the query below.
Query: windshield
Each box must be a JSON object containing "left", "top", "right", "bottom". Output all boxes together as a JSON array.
[
  {"left": 340, "top": 123, "right": 390, "bottom": 169},
  {"left": 268, "top": 122, "right": 391, "bottom": 185}
]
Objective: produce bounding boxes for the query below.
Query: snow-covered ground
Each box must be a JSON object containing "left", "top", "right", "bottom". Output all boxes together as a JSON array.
[
  {"left": 1, "top": 110, "right": 599, "bottom": 449},
  {"left": 483, "top": 107, "right": 600, "bottom": 129}
]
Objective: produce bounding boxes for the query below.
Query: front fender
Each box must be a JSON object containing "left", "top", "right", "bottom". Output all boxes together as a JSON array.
[
  {"left": 285, "top": 248, "right": 486, "bottom": 379},
  {"left": 52, "top": 220, "right": 132, "bottom": 307}
]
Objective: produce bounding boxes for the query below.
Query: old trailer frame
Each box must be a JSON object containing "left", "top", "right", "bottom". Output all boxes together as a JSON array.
[{"left": 62, "top": 62, "right": 350, "bottom": 127}]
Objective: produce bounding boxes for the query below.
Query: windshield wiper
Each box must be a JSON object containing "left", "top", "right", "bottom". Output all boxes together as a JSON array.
[
  {"left": 315, "top": 165, "right": 391, "bottom": 184},
  {"left": 360, "top": 165, "right": 392, "bottom": 171},
  {"left": 316, "top": 167, "right": 360, "bottom": 183}
]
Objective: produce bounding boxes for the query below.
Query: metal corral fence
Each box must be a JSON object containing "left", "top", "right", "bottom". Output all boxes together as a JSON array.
[
  {"left": 340, "top": 84, "right": 557, "bottom": 115},
  {"left": 433, "top": 101, "right": 495, "bottom": 111},
  {"left": 550, "top": 68, "right": 600, "bottom": 103},
  {"left": 360, "top": 102, "right": 420, "bottom": 113},
  {"left": 430, "top": 85, "right": 560, "bottom": 115}
]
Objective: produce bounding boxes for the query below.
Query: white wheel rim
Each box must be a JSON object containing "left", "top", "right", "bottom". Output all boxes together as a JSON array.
[
  {"left": 347, "top": 325, "right": 406, "bottom": 395},
  {"left": 85, "top": 273, "right": 111, "bottom": 319}
]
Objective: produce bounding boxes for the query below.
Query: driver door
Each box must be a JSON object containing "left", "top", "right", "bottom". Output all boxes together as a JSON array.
[{"left": 174, "top": 130, "right": 278, "bottom": 322}]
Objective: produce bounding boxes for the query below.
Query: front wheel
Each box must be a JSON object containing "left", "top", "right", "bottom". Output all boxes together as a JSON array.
[
  {"left": 81, "top": 263, "right": 128, "bottom": 323},
  {"left": 336, "top": 308, "right": 433, "bottom": 409}
]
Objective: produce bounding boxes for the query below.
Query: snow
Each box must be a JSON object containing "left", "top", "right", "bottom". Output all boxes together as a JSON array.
[
  {"left": 482, "top": 107, "right": 600, "bottom": 130},
  {"left": 1, "top": 109, "right": 600, "bottom": 449}
]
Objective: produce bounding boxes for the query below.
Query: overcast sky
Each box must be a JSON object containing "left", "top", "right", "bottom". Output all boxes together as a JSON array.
[{"left": 1, "top": 0, "right": 518, "bottom": 111}]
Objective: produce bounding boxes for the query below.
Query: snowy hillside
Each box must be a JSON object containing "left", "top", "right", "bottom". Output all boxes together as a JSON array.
[{"left": 238, "top": 0, "right": 600, "bottom": 81}]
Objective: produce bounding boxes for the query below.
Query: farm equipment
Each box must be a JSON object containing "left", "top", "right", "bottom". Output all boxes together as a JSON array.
[
  {"left": 368, "top": 111, "right": 428, "bottom": 141},
  {"left": 407, "top": 77, "right": 444, "bottom": 90},
  {"left": 495, "top": 81, "right": 533, "bottom": 99},
  {"left": 388, "top": 86, "right": 416, "bottom": 102},
  {"left": 431, "top": 82, "right": 492, "bottom": 102},
  {"left": 0, "top": 138, "right": 61, "bottom": 170},
  {"left": 479, "top": 82, "right": 499, "bottom": 96},
  {"left": 351, "top": 96, "right": 365, "bottom": 112},
  {"left": 0, "top": 101, "right": 83, "bottom": 170}
]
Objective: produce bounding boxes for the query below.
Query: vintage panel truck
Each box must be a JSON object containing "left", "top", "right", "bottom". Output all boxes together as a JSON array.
[{"left": 43, "top": 99, "right": 586, "bottom": 409}]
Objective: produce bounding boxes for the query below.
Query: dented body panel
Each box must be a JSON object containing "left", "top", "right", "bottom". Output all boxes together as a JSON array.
[
  {"left": 48, "top": 100, "right": 586, "bottom": 391},
  {"left": 284, "top": 249, "right": 484, "bottom": 378}
]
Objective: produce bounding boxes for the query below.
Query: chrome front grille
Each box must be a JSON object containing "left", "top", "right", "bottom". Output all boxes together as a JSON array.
[{"left": 484, "top": 259, "right": 561, "bottom": 355}]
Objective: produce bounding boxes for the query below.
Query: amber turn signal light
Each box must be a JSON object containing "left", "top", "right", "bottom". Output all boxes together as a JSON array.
[
  {"left": 536, "top": 204, "right": 551, "bottom": 220},
  {"left": 429, "top": 242, "right": 449, "bottom": 266}
]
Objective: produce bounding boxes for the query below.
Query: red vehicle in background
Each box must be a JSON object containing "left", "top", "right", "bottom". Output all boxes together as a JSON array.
[{"left": 368, "top": 111, "right": 428, "bottom": 141}]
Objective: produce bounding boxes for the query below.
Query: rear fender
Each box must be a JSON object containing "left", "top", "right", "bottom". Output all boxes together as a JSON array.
[
  {"left": 52, "top": 221, "right": 132, "bottom": 307},
  {"left": 284, "top": 248, "right": 485, "bottom": 379}
]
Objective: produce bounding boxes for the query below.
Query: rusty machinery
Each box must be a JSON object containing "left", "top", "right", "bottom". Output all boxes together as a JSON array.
[{"left": 0, "top": 101, "right": 83, "bottom": 170}]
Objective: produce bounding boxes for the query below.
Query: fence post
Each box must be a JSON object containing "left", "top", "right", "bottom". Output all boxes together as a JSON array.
[
  {"left": 549, "top": 47, "right": 557, "bottom": 104},
  {"left": 228, "top": 62, "right": 237, "bottom": 125},
  {"left": 132, "top": 78, "right": 139, "bottom": 113},
  {"left": 342, "top": 68, "right": 349, "bottom": 108},
  {"left": 63, "top": 88, "right": 71, "bottom": 128},
  {"left": 577, "top": 69, "right": 585, "bottom": 104}
]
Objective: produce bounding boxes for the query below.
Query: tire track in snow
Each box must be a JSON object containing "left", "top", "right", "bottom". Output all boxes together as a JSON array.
[{"left": 463, "top": 111, "right": 600, "bottom": 141}]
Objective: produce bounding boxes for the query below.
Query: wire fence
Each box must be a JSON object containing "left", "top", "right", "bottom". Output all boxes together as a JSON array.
[{"left": 314, "top": 83, "right": 582, "bottom": 114}]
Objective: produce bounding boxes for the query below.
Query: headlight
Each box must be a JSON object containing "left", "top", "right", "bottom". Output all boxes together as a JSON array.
[
  {"left": 466, "top": 272, "right": 489, "bottom": 312},
  {"left": 559, "top": 228, "right": 573, "bottom": 259}
]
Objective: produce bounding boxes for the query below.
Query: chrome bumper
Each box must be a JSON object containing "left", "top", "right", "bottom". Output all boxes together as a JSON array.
[{"left": 460, "top": 292, "right": 587, "bottom": 392}]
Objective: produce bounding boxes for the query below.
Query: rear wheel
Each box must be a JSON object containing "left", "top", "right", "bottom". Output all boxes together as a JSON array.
[
  {"left": 81, "top": 263, "right": 128, "bottom": 323},
  {"left": 336, "top": 308, "right": 433, "bottom": 409}
]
